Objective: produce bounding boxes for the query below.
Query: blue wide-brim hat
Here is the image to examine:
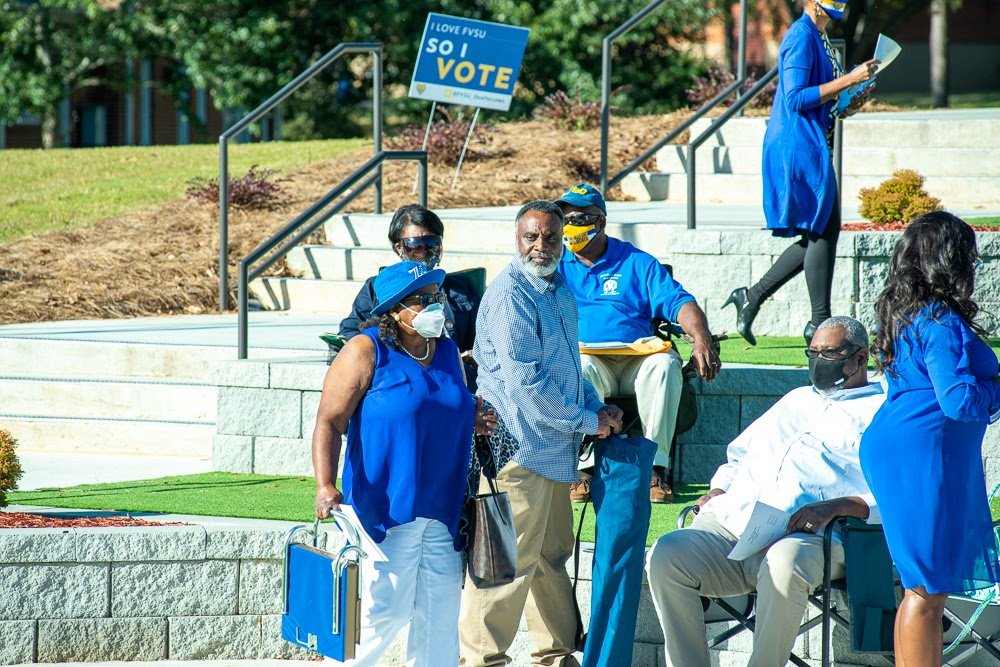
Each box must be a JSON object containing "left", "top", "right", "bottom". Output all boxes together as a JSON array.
[
  {"left": 555, "top": 183, "right": 607, "bottom": 215},
  {"left": 817, "top": 0, "right": 845, "bottom": 20},
  {"left": 371, "top": 261, "right": 446, "bottom": 316}
]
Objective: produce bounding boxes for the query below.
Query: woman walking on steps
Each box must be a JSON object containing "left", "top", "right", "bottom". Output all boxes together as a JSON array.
[{"left": 724, "top": 0, "right": 879, "bottom": 345}]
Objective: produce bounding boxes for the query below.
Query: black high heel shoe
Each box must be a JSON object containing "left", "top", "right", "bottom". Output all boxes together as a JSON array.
[
  {"left": 803, "top": 321, "right": 818, "bottom": 345},
  {"left": 722, "top": 287, "right": 760, "bottom": 346}
]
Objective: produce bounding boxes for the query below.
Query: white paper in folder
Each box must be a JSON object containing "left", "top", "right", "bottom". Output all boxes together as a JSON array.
[{"left": 727, "top": 502, "right": 792, "bottom": 561}]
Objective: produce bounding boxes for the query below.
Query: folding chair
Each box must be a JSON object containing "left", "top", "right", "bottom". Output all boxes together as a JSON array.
[{"left": 675, "top": 506, "right": 897, "bottom": 667}]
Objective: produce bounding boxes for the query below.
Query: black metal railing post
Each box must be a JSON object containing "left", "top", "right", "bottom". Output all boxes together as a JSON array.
[
  {"left": 218, "top": 42, "right": 382, "bottom": 311},
  {"left": 831, "top": 39, "right": 845, "bottom": 226}
]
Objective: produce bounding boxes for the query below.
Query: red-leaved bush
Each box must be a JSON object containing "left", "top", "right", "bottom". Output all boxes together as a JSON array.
[
  {"left": 686, "top": 64, "right": 776, "bottom": 111},
  {"left": 385, "top": 119, "right": 500, "bottom": 165},
  {"left": 186, "top": 165, "right": 288, "bottom": 210},
  {"left": 532, "top": 90, "right": 604, "bottom": 131}
]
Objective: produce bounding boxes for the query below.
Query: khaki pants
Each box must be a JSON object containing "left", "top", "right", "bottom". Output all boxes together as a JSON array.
[
  {"left": 645, "top": 512, "right": 845, "bottom": 667},
  {"left": 459, "top": 462, "right": 580, "bottom": 667},
  {"left": 580, "top": 349, "right": 683, "bottom": 469}
]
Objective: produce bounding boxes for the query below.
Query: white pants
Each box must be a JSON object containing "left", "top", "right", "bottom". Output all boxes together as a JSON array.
[
  {"left": 326, "top": 517, "right": 463, "bottom": 667},
  {"left": 579, "top": 349, "right": 683, "bottom": 469}
]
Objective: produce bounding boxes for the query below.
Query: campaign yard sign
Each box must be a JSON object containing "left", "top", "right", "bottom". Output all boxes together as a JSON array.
[{"left": 409, "top": 13, "right": 530, "bottom": 112}]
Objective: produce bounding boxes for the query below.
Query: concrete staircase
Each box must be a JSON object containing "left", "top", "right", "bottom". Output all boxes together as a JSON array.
[
  {"left": 0, "top": 318, "right": 325, "bottom": 458},
  {"left": 620, "top": 110, "right": 1000, "bottom": 209}
]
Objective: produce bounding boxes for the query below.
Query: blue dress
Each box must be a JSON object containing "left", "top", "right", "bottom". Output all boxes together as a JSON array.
[
  {"left": 860, "top": 305, "right": 1000, "bottom": 594},
  {"left": 343, "top": 329, "right": 474, "bottom": 551},
  {"left": 762, "top": 15, "right": 837, "bottom": 238}
]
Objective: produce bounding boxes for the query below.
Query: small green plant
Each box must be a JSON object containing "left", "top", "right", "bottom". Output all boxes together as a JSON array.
[
  {"left": 185, "top": 165, "right": 288, "bottom": 210},
  {"left": 532, "top": 90, "right": 605, "bottom": 131},
  {"left": 0, "top": 430, "right": 24, "bottom": 509},
  {"left": 858, "top": 169, "right": 943, "bottom": 225}
]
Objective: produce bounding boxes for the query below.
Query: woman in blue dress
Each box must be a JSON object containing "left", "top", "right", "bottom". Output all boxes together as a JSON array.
[
  {"left": 860, "top": 212, "right": 1000, "bottom": 666},
  {"left": 724, "top": 0, "right": 878, "bottom": 345},
  {"left": 312, "top": 260, "right": 496, "bottom": 667}
]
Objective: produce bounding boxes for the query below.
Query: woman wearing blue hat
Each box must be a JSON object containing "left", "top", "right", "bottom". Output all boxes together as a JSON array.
[
  {"left": 311, "top": 260, "right": 496, "bottom": 667},
  {"left": 724, "top": 0, "right": 879, "bottom": 345}
]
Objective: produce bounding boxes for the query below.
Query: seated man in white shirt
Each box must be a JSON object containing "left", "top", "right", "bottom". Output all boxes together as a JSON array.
[{"left": 645, "top": 315, "right": 884, "bottom": 667}]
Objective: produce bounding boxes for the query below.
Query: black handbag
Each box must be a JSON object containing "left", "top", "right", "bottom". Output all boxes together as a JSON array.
[{"left": 464, "top": 435, "right": 518, "bottom": 589}]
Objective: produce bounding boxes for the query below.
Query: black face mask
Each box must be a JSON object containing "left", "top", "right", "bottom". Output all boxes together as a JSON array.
[{"left": 809, "top": 356, "right": 853, "bottom": 393}]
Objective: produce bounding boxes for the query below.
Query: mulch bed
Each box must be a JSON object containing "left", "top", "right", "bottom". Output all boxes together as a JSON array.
[{"left": 0, "top": 513, "right": 185, "bottom": 528}]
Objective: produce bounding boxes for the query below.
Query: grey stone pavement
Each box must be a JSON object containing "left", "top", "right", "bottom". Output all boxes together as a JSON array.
[{"left": 9, "top": 662, "right": 314, "bottom": 667}]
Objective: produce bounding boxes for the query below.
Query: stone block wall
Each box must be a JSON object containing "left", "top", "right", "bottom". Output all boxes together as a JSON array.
[{"left": 0, "top": 522, "right": 335, "bottom": 664}]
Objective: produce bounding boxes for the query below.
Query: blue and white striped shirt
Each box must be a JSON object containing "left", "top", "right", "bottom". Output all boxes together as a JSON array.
[{"left": 474, "top": 258, "right": 604, "bottom": 482}]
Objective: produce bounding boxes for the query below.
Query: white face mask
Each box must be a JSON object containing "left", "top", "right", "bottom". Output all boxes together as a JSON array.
[{"left": 400, "top": 302, "right": 447, "bottom": 339}]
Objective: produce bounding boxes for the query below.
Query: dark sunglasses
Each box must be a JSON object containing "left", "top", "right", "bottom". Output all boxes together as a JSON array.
[
  {"left": 564, "top": 213, "right": 603, "bottom": 226},
  {"left": 402, "top": 292, "right": 447, "bottom": 308},
  {"left": 804, "top": 344, "right": 860, "bottom": 361},
  {"left": 399, "top": 235, "right": 441, "bottom": 250}
]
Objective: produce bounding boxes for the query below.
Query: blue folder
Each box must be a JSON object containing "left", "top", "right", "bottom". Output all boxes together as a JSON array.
[{"left": 281, "top": 513, "right": 366, "bottom": 660}]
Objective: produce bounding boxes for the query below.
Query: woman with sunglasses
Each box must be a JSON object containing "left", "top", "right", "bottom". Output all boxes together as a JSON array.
[
  {"left": 313, "top": 260, "right": 496, "bottom": 667},
  {"left": 860, "top": 212, "right": 1000, "bottom": 665},
  {"left": 723, "top": 0, "right": 878, "bottom": 346},
  {"left": 338, "top": 204, "right": 481, "bottom": 386}
]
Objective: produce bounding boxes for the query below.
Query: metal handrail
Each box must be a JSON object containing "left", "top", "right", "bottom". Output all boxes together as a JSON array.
[
  {"left": 236, "top": 150, "right": 428, "bottom": 359},
  {"left": 683, "top": 38, "right": 846, "bottom": 229},
  {"left": 685, "top": 66, "right": 778, "bottom": 229},
  {"left": 600, "top": 0, "right": 748, "bottom": 193},
  {"left": 219, "top": 42, "right": 384, "bottom": 310}
]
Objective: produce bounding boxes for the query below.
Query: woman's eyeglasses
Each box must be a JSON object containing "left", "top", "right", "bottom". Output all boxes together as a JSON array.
[
  {"left": 402, "top": 292, "right": 448, "bottom": 308},
  {"left": 399, "top": 235, "right": 441, "bottom": 251},
  {"left": 804, "top": 344, "right": 860, "bottom": 360}
]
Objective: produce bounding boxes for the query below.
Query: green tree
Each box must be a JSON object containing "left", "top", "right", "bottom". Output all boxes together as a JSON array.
[{"left": 0, "top": 0, "right": 137, "bottom": 147}]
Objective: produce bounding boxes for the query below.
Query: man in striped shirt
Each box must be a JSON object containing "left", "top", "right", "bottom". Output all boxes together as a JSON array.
[{"left": 459, "top": 200, "right": 621, "bottom": 667}]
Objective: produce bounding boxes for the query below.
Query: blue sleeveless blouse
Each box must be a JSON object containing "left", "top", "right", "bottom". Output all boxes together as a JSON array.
[{"left": 343, "top": 328, "right": 475, "bottom": 550}]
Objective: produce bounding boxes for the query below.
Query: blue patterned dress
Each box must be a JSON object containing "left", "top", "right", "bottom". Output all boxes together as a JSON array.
[{"left": 860, "top": 305, "right": 1000, "bottom": 594}]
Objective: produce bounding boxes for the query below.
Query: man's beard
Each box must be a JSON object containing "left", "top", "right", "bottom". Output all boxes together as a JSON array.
[{"left": 518, "top": 249, "right": 560, "bottom": 277}]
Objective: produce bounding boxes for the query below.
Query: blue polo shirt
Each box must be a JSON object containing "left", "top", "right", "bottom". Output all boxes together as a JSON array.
[{"left": 559, "top": 237, "right": 695, "bottom": 344}]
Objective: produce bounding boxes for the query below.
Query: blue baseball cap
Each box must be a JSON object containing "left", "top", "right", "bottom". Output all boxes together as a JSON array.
[
  {"left": 555, "top": 184, "right": 607, "bottom": 215},
  {"left": 371, "top": 261, "right": 446, "bottom": 316}
]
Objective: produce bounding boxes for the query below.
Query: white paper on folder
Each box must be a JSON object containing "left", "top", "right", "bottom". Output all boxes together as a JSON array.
[
  {"left": 727, "top": 502, "right": 793, "bottom": 561},
  {"left": 872, "top": 34, "right": 902, "bottom": 75},
  {"left": 338, "top": 504, "right": 388, "bottom": 561}
]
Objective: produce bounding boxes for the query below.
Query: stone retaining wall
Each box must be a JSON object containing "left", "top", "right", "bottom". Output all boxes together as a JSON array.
[{"left": 0, "top": 519, "right": 323, "bottom": 665}]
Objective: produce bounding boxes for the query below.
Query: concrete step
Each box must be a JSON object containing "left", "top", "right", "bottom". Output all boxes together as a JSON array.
[
  {"left": 250, "top": 277, "right": 364, "bottom": 312},
  {"left": 689, "top": 113, "right": 1000, "bottom": 149},
  {"left": 0, "top": 375, "right": 215, "bottom": 422},
  {"left": 2, "top": 414, "right": 214, "bottom": 456},
  {"left": 0, "top": 335, "right": 311, "bottom": 381},
  {"left": 620, "top": 172, "right": 1000, "bottom": 208},
  {"left": 285, "top": 245, "right": 513, "bottom": 281},
  {"left": 655, "top": 144, "right": 1000, "bottom": 178}
]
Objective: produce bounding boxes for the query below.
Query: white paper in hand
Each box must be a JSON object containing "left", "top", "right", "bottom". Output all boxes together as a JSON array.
[
  {"left": 872, "top": 34, "right": 902, "bottom": 75},
  {"left": 728, "top": 502, "right": 792, "bottom": 561}
]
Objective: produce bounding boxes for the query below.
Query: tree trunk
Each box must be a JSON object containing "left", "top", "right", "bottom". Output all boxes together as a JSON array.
[
  {"left": 41, "top": 113, "right": 57, "bottom": 149},
  {"left": 929, "top": 0, "right": 949, "bottom": 108}
]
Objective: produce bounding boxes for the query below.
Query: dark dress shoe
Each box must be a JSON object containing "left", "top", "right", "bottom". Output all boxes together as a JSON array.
[
  {"left": 803, "top": 321, "right": 818, "bottom": 344},
  {"left": 722, "top": 287, "right": 759, "bottom": 346}
]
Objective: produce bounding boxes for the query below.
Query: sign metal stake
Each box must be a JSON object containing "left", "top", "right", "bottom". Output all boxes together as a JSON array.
[
  {"left": 412, "top": 101, "right": 438, "bottom": 195},
  {"left": 451, "top": 107, "right": 480, "bottom": 191}
]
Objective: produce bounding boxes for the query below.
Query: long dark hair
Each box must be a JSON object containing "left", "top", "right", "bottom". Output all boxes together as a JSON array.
[{"left": 872, "top": 211, "right": 984, "bottom": 374}]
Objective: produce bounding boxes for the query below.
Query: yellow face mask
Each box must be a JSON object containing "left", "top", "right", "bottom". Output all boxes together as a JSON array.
[{"left": 563, "top": 223, "right": 597, "bottom": 254}]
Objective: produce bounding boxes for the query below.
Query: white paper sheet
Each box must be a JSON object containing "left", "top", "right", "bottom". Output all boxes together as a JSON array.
[
  {"left": 727, "top": 502, "right": 792, "bottom": 561},
  {"left": 338, "top": 504, "right": 388, "bottom": 561}
]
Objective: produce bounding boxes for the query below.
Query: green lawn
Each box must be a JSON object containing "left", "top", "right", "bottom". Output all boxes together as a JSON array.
[
  {"left": 9, "top": 472, "right": 708, "bottom": 547},
  {"left": 0, "top": 138, "right": 367, "bottom": 243},
  {"left": 875, "top": 90, "right": 1000, "bottom": 109},
  {"left": 674, "top": 336, "right": 1000, "bottom": 367},
  {"left": 969, "top": 216, "right": 1000, "bottom": 227}
]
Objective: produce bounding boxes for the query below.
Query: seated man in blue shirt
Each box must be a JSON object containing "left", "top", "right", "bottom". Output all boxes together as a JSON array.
[{"left": 556, "top": 184, "right": 721, "bottom": 503}]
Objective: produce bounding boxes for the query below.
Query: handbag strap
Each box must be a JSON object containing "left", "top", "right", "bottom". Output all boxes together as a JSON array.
[{"left": 474, "top": 434, "right": 501, "bottom": 497}]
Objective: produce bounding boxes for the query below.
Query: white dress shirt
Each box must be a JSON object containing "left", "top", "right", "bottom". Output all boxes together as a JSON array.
[{"left": 703, "top": 383, "right": 886, "bottom": 539}]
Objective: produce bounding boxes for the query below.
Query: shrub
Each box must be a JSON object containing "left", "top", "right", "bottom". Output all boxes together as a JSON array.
[
  {"left": 385, "top": 118, "right": 499, "bottom": 165},
  {"left": 686, "top": 63, "right": 776, "bottom": 111},
  {"left": 858, "top": 169, "right": 943, "bottom": 225},
  {"left": 532, "top": 90, "right": 604, "bottom": 131},
  {"left": 0, "top": 430, "right": 23, "bottom": 508},
  {"left": 186, "top": 165, "right": 288, "bottom": 210}
]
